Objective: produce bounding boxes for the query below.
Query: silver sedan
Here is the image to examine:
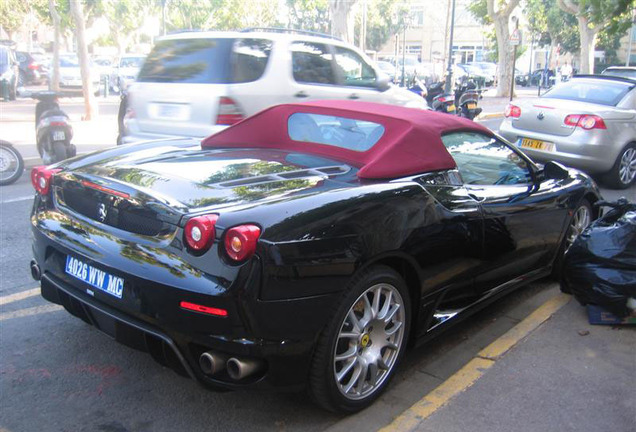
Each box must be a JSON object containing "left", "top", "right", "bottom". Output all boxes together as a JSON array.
[{"left": 499, "top": 75, "right": 636, "bottom": 189}]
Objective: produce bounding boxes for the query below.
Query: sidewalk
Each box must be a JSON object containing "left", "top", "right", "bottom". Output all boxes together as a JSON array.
[{"left": 390, "top": 297, "right": 636, "bottom": 432}]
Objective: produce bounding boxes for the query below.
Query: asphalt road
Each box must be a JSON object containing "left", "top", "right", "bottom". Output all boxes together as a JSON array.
[{"left": 0, "top": 116, "right": 634, "bottom": 432}]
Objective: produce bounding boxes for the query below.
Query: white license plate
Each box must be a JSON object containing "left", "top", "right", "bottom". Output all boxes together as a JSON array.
[
  {"left": 65, "top": 255, "right": 124, "bottom": 299},
  {"left": 518, "top": 137, "right": 555, "bottom": 152},
  {"left": 150, "top": 103, "right": 190, "bottom": 121},
  {"left": 52, "top": 130, "right": 66, "bottom": 141}
]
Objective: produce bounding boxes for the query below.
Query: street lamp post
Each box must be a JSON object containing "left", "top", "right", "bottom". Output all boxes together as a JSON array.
[{"left": 444, "top": 0, "right": 456, "bottom": 94}]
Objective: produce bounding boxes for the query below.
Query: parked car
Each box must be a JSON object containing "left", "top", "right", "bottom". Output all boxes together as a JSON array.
[
  {"left": 92, "top": 55, "right": 114, "bottom": 82},
  {"left": 376, "top": 60, "right": 397, "bottom": 82},
  {"left": 601, "top": 66, "right": 636, "bottom": 80},
  {"left": 499, "top": 75, "right": 636, "bottom": 188},
  {"left": 467, "top": 61, "right": 497, "bottom": 86},
  {"left": 110, "top": 54, "right": 145, "bottom": 92},
  {"left": 31, "top": 100, "right": 600, "bottom": 413},
  {"left": 49, "top": 54, "right": 100, "bottom": 90},
  {"left": 458, "top": 63, "right": 492, "bottom": 87},
  {"left": 123, "top": 30, "right": 427, "bottom": 144},
  {"left": 16, "top": 51, "right": 47, "bottom": 86},
  {"left": 0, "top": 42, "right": 19, "bottom": 100}
]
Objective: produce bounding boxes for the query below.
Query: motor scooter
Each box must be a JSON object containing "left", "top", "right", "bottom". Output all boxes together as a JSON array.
[
  {"left": 0, "top": 140, "right": 24, "bottom": 185},
  {"left": 32, "top": 91, "right": 76, "bottom": 164},
  {"left": 454, "top": 77, "right": 482, "bottom": 120},
  {"left": 425, "top": 81, "right": 456, "bottom": 114}
]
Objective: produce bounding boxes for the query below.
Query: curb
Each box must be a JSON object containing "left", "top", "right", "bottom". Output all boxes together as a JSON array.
[{"left": 475, "top": 111, "right": 504, "bottom": 121}]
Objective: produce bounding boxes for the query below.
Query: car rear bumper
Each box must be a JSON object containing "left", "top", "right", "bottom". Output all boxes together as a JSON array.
[
  {"left": 31, "top": 216, "right": 337, "bottom": 392},
  {"left": 499, "top": 120, "right": 619, "bottom": 174}
]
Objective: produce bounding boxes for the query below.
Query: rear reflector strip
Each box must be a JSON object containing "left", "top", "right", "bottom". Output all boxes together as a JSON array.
[
  {"left": 81, "top": 180, "right": 130, "bottom": 198},
  {"left": 180, "top": 301, "right": 228, "bottom": 317}
]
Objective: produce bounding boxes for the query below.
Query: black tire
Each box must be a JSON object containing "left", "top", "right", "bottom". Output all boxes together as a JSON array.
[
  {"left": 552, "top": 199, "right": 593, "bottom": 280},
  {"left": 308, "top": 265, "right": 411, "bottom": 413},
  {"left": 18, "top": 71, "right": 26, "bottom": 87},
  {"left": 52, "top": 141, "right": 69, "bottom": 163},
  {"left": 603, "top": 144, "right": 636, "bottom": 189},
  {"left": 0, "top": 141, "right": 24, "bottom": 186}
]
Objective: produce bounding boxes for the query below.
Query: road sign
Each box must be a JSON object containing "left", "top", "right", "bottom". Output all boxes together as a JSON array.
[{"left": 510, "top": 29, "right": 521, "bottom": 46}]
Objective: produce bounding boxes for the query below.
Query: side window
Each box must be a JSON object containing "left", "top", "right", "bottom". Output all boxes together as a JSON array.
[
  {"left": 291, "top": 42, "right": 336, "bottom": 85},
  {"left": 441, "top": 132, "right": 533, "bottom": 186},
  {"left": 232, "top": 38, "right": 273, "bottom": 83},
  {"left": 333, "top": 47, "right": 377, "bottom": 88}
]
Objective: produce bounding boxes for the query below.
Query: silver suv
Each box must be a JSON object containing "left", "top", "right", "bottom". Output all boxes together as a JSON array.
[{"left": 122, "top": 29, "right": 427, "bottom": 143}]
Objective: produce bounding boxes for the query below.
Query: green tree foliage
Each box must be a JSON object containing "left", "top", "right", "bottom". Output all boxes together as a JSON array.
[
  {"left": 558, "top": 0, "right": 634, "bottom": 73},
  {"left": 287, "top": 0, "right": 330, "bottom": 34},
  {"left": 0, "top": 0, "right": 29, "bottom": 38},
  {"left": 360, "top": 0, "right": 410, "bottom": 52},
  {"left": 166, "top": 0, "right": 280, "bottom": 32}
]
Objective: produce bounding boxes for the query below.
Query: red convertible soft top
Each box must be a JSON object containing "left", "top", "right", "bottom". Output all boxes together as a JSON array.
[{"left": 201, "top": 100, "right": 493, "bottom": 179}]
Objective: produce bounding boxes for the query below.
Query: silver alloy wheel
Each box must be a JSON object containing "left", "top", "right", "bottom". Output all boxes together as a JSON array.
[
  {"left": 565, "top": 205, "right": 591, "bottom": 251},
  {"left": 333, "top": 283, "right": 405, "bottom": 400},
  {"left": 618, "top": 147, "right": 636, "bottom": 185}
]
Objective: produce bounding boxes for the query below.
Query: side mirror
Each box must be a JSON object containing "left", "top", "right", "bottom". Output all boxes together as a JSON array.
[
  {"left": 542, "top": 161, "right": 569, "bottom": 180},
  {"left": 376, "top": 74, "right": 390, "bottom": 91}
]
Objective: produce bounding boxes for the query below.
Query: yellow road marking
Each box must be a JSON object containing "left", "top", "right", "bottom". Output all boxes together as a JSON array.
[
  {"left": 479, "top": 293, "right": 570, "bottom": 360},
  {"left": 0, "top": 304, "right": 62, "bottom": 321},
  {"left": 379, "top": 293, "right": 571, "bottom": 432},
  {"left": 0, "top": 287, "right": 41, "bottom": 306}
]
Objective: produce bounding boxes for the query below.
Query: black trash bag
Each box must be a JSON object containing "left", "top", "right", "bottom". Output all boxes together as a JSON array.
[{"left": 560, "top": 198, "right": 636, "bottom": 317}]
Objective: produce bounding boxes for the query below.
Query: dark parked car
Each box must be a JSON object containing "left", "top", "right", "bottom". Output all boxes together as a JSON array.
[
  {"left": 31, "top": 101, "right": 601, "bottom": 413},
  {"left": 0, "top": 42, "right": 19, "bottom": 100},
  {"left": 16, "top": 51, "right": 47, "bottom": 86}
]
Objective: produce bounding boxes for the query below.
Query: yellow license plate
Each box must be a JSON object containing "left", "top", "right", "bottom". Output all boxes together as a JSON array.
[
  {"left": 520, "top": 138, "right": 554, "bottom": 152},
  {"left": 447, "top": 104, "right": 456, "bottom": 112},
  {"left": 466, "top": 103, "right": 477, "bottom": 109}
]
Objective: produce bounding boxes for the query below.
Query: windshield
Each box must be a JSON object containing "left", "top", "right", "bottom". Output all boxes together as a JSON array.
[
  {"left": 60, "top": 56, "right": 80, "bottom": 67},
  {"left": 120, "top": 57, "right": 144, "bottom": 68},
  {"left": 0, "top": 48, "right": 8, "bottom": 66},
  {"left": 602, "top": 68, "right": 636, "bottom": 79},
  {"left": 138, "top": 38, "right": 233, "bottom": 84},
  {"left": 542, "top": 79, "right": 634, "bottom": 106}
]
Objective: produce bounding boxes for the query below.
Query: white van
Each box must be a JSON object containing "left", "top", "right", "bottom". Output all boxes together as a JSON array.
[{"left": 121, "top": 29, "right": 428, "bottom": 143}]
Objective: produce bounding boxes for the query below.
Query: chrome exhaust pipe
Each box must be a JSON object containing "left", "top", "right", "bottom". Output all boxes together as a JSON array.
[
  {"left": 199, "top": 351, "right": 227, "bottom": 376},
  {"left": 227, "top": 357, "right": 263, "bottom": 380},
  {"left": 30, "top": 260, "right": 41, "bottom": 281}
]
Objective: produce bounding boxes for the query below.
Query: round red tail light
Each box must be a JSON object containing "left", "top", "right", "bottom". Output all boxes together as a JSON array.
[
  {"left": 224, "top": 224, "right": 261, "bottom": 262},
  {"left": 31, "top": 166, "right": 61, "bottom": 195},
  {"left": 184, "top": 214, "right": 218, "bottom": 252}
]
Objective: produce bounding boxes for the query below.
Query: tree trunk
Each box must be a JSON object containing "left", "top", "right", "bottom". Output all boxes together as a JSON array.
[
  {"left": 70, "top": 0, "right": 98, "bottom": 120},
  {"left": 48, "top": 0, "right": 61, "bottom": 92},
  {"left": 577, "top": 16, "right": 597, "bottom": 74},
  {"left": 330, "top": 0, "right": 357, "bottom": 43},
  {"left": 494, "top": 15, "right": 513, "bottom": 98}
]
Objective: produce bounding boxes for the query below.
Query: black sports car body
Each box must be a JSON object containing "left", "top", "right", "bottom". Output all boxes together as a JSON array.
[{"left": 31, "top": 101, "right": 601, "bottom": 412}]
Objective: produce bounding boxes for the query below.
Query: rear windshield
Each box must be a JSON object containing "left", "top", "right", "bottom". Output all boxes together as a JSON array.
[
  {"left": 542, "top": 79, "right": 633, "bottom": 106},
  {"left": 288, "top": 113, "right": 385, "bottom": 152},
  {"left": 138, "top": 37, "right": 272, "bottom": 84},
  {"left": 602, "top": 68, "right": 636, "bottom": 79}
]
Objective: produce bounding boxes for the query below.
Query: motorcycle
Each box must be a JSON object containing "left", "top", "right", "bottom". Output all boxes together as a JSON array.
[
  {"left": 0, "top": 140, "right": 24, "bottom": 185},
  {"left": 32, "top": 91, "right": 76, "bottom": 164},
  {"left": 454, "top": 77, "right": 482, "bottom": 120},
  {"left": 425, "top": 81, "right": 456, "bottom": 114}
]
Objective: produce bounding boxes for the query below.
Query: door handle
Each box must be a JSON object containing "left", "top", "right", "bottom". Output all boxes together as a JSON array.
[
  {"left": 294, "top": 91, "right": 309, "bottom": 98},
  {"left": 348, "top": 93, "right": 360, "bottom": 100}
]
